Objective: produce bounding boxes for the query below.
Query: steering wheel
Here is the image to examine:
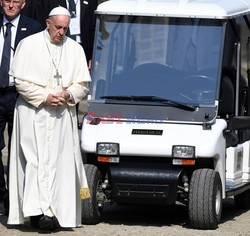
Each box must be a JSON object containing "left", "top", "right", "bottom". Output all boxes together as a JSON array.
[{"left": 179, "top": 74, "right": 216, "bottom": 104}]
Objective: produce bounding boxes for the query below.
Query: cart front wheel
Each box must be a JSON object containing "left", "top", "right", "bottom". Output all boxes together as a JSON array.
[
  {"left": 82, "top": 164, "right": 104, "bottom": 225},
  {"left": 188, "top": 168, "right": 222, "bottom": 229}
]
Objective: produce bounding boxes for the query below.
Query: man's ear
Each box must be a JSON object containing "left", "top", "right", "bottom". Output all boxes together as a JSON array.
[
  {"left": 46, "top": 19, "right": 50, "bottom": 29},
  {"left": 21, "top": 0, "right": 26, "bottom": 10}
]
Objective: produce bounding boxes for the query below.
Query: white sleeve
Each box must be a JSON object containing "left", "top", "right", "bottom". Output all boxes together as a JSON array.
[{"left": 15, "top": 78, "right": 48, "bottom": 108}]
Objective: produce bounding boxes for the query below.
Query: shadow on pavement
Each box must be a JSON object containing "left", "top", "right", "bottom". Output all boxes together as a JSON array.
[{"left": 99, "top": 198, "right": 249, "bottom": 228}]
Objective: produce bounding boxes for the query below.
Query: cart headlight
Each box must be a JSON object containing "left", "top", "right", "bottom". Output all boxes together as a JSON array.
[
  {"left": 172, "top": 145, "right": 195, "bottom": 158},
  {"left": 97, "top": 143, "right": 119, "bottom": 156}
]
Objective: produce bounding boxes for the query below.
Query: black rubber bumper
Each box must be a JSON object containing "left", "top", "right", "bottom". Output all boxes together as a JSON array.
[{"left": 108, "top": 163, "right": 183, "bottom": 205}]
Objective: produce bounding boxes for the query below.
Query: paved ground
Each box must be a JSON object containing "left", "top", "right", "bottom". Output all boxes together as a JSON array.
[{"left": 0, "top": 198, "right": 250, "bottom": 235}]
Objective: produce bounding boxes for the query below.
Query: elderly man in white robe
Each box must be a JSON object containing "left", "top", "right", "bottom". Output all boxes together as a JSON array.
[{"left": 7, "top": 6, "right": 90, "bottom": 230}]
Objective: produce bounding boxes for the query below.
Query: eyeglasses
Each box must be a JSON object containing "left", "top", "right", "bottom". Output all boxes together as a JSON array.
[{"left": 2, "top": 0, "right": 23, "bottom": 5}]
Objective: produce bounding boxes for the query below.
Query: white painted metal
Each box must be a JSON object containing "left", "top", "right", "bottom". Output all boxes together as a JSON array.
[
  {"left": 226, "top": 145, "right": 244, "bottom": 188},
  {"left": 81, "top": 117, "right": 228, "bottom": 196},
  {"left": 96, "top": 0, "right": 250, "bottom": 19},
  {"left": 81, "top": 118, "right": 226, "bottom": 158}
]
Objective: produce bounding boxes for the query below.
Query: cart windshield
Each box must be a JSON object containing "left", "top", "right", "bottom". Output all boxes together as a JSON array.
[{"left": 90, "top": 15, "right": 224, "bottom": 107}]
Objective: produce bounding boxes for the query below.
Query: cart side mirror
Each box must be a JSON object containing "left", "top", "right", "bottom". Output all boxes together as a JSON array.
[{"left": 229, "top": 116, "right": 250, "bottom": 130}]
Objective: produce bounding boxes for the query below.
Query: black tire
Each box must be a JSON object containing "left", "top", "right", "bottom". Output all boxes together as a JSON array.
[
  {"left": 82, "top": 164, "right": 103, "bottom": 225},
  {"left": 188, "top": 168, "right": 222, "bottom": 229},
  {"left": 234, "top": 189, "right": 250, "bottom": 209}
]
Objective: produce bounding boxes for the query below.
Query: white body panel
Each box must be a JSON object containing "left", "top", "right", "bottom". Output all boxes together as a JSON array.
[
  {"left": 97, "top": 0, "right": 250, "bottom": 19},
  {"left": 226, "top": 145, "right": 243, "bottom": 188},
  {"left": 81, "top": 118, "right": 228, "bottom": 196},
  {"left": 81, "top": 118, "right": 227, "bottom": 157}
]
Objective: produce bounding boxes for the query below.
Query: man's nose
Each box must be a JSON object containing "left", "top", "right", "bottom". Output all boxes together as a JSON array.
[{"left": 59, "top": 29, "right": 64, "bottom": 35}]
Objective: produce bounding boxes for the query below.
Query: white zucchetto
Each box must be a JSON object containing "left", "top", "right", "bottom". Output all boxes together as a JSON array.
[{"left": 48, "top": 6, "right": 71, "bottom": 17}]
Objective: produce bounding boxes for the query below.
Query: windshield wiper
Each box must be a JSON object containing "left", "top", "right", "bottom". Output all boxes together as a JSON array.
[{"left": 100, "top": 96, "right": 198, "bottom": 111}]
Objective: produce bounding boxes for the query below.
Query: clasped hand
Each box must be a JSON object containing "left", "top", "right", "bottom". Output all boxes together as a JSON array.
[{"left": 46, "top": 91, "right": 70, "bottom": 107}]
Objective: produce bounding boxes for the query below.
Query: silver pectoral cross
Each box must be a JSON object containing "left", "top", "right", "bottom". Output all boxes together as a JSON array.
[{"left": 54, "top": 70, "right": 62, "bottom": 86}]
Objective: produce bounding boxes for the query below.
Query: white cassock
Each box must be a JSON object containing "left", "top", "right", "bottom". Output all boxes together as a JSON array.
[{"left": 7, "top": 29, "right": 91, "bottom": 228}]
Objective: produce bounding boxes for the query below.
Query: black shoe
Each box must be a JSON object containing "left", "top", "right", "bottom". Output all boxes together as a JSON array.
[
  {"left": 38, "top": 215, "right": 55, "bottom": 230},
  {"left": 30, "top": 214, "right": 43, "bottom": 228}
]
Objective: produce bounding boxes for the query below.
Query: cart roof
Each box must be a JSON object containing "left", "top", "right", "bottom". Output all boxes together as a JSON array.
[{"left": 96, "top": 0, "right": 250, "bottom": 19}]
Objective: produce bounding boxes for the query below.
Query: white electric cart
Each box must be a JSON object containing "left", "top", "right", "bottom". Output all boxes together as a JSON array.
[{"left": 80, "top": 0, "right": 250, "bottom": 229}]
